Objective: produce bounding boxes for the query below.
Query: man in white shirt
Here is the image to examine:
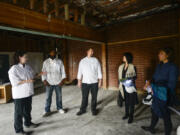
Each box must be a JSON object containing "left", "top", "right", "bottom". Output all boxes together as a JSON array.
[
  {"left": 77, "top": 48, "right": 102, "bottom": 116},
  {"left": 42, "top": 50, "right": 66, "bottom": 116}
]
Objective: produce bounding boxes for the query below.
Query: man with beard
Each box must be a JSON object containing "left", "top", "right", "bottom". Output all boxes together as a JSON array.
[{"left": 42, "top": 50, "right": 66, "bottom": 116}]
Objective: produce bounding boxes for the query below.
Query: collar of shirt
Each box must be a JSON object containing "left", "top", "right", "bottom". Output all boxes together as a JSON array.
[
  {"left": 48, "top": 58, "right": 58, "bottom": 63},
  {"left": 18, "top": 63, "right": 26, "bottom": 68}
]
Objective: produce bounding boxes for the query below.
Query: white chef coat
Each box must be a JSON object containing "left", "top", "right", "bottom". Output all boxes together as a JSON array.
[
  {"left": 8, "top": 64, "right": 35, "bottom": 99},
  {"left": 77, "top": 57, "right": 102, "bottom": 84},
  {"left": 42, "top": 58, "right": 66, "bottom": 85}
]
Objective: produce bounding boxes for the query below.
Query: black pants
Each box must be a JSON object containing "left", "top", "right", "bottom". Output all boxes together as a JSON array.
[
  {"left": 150, "top": 109, "right": 172, "bottom": 135},
  {"left": 80, "top": 83, "right": 98, "bottom": 113},
  {"left": 14, "top": 96, "right": 32, "bottom": 133},
  {"left": 124, "top": 90, "right": 135, "bottom": 118}
]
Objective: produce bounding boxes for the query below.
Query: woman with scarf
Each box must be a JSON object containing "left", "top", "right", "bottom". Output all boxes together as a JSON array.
[
  {"left": 141, "top": 47, "right": 179, "bottom": 135},
  {"left": 118, "top": 52, "right": 138, "bottom": 124}
]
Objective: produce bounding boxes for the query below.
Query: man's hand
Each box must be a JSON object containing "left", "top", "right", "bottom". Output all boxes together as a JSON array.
[
  {"left": 43, "top": 80, "right": 49, "bottom": 86},
  {"left": 19, "top": 79, "right": 34, "bottom": 85},
  {"left": 59, "top": 79, "right": 65, "bottom": 86},
  {"left": 26, "top": 79, "right": 34, "bottom": 83},
  {"left": 78, "top": 80, "right": 82, "bottom": 88},
  {"left": 98, "top": 80, "right": 102, "bottom": 88},
  {"left": 39, "top": 72, "right": 47, "bottom": 76},
  {"left": 59, "top": 82, "right": 64, "bottom": 86}
]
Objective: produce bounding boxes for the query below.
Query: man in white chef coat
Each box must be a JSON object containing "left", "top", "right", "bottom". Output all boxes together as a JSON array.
[{"left": 77, "top": 48, "right": 102, "bottom": 116}]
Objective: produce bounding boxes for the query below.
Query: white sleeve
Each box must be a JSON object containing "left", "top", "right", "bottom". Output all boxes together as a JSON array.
[
  {"left": 8, "top": 67, "right": 22, "bottom": 87},
  {"left": 97, "top": 60, "right": 102, "bottom": 79},
  {"left": 41, "top": 61, "right": 47, "bottom": 81},
  {"left": 77, "top": 60, "right": 83, "bottom": 80},
  {"left": 60, "top": 61, "right": 66, "bottom": 80}
]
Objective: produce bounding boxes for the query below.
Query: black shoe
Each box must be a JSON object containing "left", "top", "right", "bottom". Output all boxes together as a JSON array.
[
  {"left": 128, "top": 117, "right": 133, "bottom": 124},
  {"left": 42, "top": 111, "right": 51, "bottom": 117},
  {"left": 92, "top": 110, "right": 98, "bottom": 116},
  {"left": 25, "top": 122, "right": 39, "bottom": 128},
  {"left": 122, "top": 115, "right": 129, "bottom": 120},
  {"left": 141, "top": 126, "right": 156, "bottom": 134},
  {"left": 76, "top": 110, "right": 86, "bottom": 116},
  {"left": 16, "top": 131, "right": 28, "bottom": 135}
]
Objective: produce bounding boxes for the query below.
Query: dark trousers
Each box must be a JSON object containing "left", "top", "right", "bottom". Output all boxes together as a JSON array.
[
  {"left": 124, "top": 90, "right": 135, "bottom": 118},
  {"left": 80, "top": 83, "right": 98, "bottom": 112},
  {"left": 150, "top": 109, "right": 172, "bottom": 135},
  {"left": 14, "top": 96, "right": 32, "bottom": 133}
]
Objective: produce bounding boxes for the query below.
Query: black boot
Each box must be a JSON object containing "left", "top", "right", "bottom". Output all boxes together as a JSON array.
[
  {"left": 76, "top": 110, "right": 86, "bottom": 116},
  {"left": 141, "top": 126, "right": 156, "bottom": 134},
  {"left": 92, "top": 110, "right": 98, "bottom": 116},
  {"left": 122, "top": 114, "right": 129, "bottom": 120},
  {"left": 128, "top": 116, "right": 133, "bottom": 124}
]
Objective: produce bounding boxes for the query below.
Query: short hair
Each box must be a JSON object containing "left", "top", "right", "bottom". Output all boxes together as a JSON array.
[
  {"left": 123, "top": 52, "right": 133, "bottom": 64},
  {"left": 87, "top": 48, "right": 93, "bottom": 51},
  {"left": 160, "top": 47, "right": 174, "bottom": 62},
  {"left": 13, "top": 50, "right": 27, "bottom": 65},
  {"left": 49, "top": 49, "right": 56, "bottom": 53}
]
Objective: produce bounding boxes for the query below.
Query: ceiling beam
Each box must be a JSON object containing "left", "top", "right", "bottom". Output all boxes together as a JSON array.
[
  {"left": 64, "top": 4, "right": 69, "bottom": 20},
  {"left": 54, "top": 0, "right": 59, "bottom": 17},
  {"left": 81, "top": 11, "right": 86, "bottom": 25},
  {"left": 74, "top": 9, "right": 78, "bottom": 22},
  {"left": 30, "top": 0, "right": 35, "bottom": 10},
  {"left": 0, "top": 2, "right": 104, "bottom": 41},
  {"left": 43, "top": 0, "right": 48, "bottom": 14}
]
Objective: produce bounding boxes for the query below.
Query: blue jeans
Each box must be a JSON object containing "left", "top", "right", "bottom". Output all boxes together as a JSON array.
[{"left": 45, "top": 85, "right": 63, "bottom": 112}]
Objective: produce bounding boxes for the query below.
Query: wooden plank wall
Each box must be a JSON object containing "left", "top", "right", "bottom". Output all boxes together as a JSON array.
[{"left": 0, "top": 2, "right": 104, "bottom": 42}]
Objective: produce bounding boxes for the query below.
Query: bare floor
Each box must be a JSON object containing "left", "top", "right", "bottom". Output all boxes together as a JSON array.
[{"left": 0, "top": 86, "right": 179, "bottom": 135}]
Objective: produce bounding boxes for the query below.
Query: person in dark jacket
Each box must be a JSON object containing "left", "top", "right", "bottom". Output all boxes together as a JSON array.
[{"left": 141, "top": 47, "right": 179, "bottom": 135}]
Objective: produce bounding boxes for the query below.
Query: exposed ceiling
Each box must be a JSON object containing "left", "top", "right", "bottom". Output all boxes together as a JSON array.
[{"left": 0, "top": 0, "right": 179, "bottom": 28}]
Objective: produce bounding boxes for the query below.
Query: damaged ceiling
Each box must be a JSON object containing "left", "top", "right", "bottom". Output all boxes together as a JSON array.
[{"left": 0, "top": 0, "right": 179, "bottom": 28}]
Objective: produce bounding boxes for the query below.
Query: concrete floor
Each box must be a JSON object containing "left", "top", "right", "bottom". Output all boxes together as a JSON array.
[{"left": 0, "top": 86, "right": 179, "bottom": 135}]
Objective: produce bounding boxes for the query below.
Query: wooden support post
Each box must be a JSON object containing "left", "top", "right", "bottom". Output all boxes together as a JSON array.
[
  {"left": 178, "top": 9, "right": 180, "bottom": 70},
  {"left": 13, "top": 0, "right": 17, "bottom": 4},
  {"left": 63, "top": 39, "right": 69, "bottom": 81},
  {"left": 64, "top": 4, "right": 69, "bottom": 20},
  {"left": 74, "top": 9, "right": 78, "bottom": 23},
  {"left": 54, "top": 0, "right": 59, "bottom": 17},
  {"left": 101, "top": 43, "right": 108, "bottom": 89},
  {"left": 30, "top": 0, "right": 35, "bottom": 10},
  {"left": 81, "top": 11, "right": 86, "bottom": 25},
  {"left": 43, "top": 0, "right": 47, "bottom": 14}
]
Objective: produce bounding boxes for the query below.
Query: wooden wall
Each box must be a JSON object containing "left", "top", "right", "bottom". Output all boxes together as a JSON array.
[
  {"left": 0, "top": 31, "right": 42, "bottom": 52},
  {"left": 0, "top": 2, "right": 104, "bottom": 42},
  {"left": 106, "top": 10, "right": 180, "bottom": 90}
]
